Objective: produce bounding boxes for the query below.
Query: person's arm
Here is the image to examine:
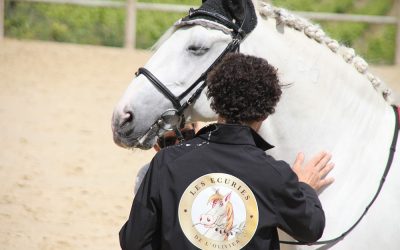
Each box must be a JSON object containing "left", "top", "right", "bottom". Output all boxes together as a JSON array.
[
  {"left": 119, "top": 155, "right": 162, "bottom": 250},
  {"left": 274, "top": 152, "right": 334, "bottom": 243}
]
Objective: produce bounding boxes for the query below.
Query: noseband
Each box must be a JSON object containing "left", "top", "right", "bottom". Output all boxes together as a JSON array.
[{"left": 134, "top": 9, "right": 246, "bottom": 142}]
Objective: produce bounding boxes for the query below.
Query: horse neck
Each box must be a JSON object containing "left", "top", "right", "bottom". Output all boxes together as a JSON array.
[
  {"left": 245, "top": 13, "right": 396, "bottom": 165},
  {"left": 242, "top": 13, "right": 394, "bottom": 156},
  {"left": 243, "top": 11, "right": 398, "bottom": 237}
]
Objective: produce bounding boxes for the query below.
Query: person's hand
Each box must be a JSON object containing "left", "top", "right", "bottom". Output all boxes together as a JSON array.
[{"left": 292, "top": 152, "right": 335, "bottom": 191}]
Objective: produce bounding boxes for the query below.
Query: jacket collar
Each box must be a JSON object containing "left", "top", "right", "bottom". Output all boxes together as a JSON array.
[{"left": 196, "top": 123, "right": 274, "bottom": 151}]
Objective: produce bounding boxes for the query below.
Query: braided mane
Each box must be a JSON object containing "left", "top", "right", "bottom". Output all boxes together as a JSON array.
[{"left": 258, "top": 1, "right": 394, "bottom": 104}]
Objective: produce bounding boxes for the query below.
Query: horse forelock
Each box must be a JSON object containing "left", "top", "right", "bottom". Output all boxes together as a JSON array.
[
  {"left": 257, "top": 1, "right": 394, "bottom": 104},
  {"left": 208, "top": 192, "right": 224, "bottom": 205}
]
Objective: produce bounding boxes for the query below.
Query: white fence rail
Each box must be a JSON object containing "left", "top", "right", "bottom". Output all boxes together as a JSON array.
[
  {"left": 0, "top": 0, "right": 4, "bottom": 39},
  {"left": 1, "top": 0, "right": 400, "bottom": 64}
]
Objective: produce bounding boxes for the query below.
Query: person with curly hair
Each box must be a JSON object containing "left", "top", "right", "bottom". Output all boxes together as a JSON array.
[
  {"left": 119, "top": 53, "right": 334, "bottom": 250},
  {"left": 207, "top": 53, "right": 282, "bottom": 124}
]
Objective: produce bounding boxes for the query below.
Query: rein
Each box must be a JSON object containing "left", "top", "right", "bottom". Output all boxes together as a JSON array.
[
  {"left": 134, "top": 8, "right": 245, "bottom": 142},
  {"left": 280, "top": 105, "right": 400, "bottom": 246}
]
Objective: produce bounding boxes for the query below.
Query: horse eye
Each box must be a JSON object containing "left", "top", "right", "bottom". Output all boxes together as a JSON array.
[{"left": 187, "top": 45, "right": 209, "bottom": 56}]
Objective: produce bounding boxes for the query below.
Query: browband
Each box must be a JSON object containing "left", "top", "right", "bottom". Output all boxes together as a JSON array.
[{"left": 186, "top": 8, "right": 246, "bottom": 38}]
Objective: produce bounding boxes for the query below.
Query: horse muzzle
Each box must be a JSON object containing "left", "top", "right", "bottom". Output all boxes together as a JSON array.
[{"left": 112, "top": 111, "right": 156, "bottom": 150}]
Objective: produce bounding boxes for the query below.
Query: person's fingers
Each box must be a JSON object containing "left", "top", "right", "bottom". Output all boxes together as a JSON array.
[
  {"left": 318, "top": 177, "right": 335, "bottom": 189},
  {"left": 315, "top": 153, "right": 332, "bottom": 170},
  {"left": 293, "top": 152, "right": 304, "bottom": 170},
  {"left": 319, "top": 163, "right": 334, "bottom": 178},
  {"left": 307, "top": 151, "right": 327, "bottom": 168}
]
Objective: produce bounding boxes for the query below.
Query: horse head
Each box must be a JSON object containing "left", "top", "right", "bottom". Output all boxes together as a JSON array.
[{"left": 111, "top": 0, "right": 257, "bottom": 149}]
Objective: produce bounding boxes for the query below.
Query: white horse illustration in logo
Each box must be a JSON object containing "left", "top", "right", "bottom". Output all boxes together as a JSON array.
[{"left": 195, "top": 189, "right": 245, "bottom": 241}]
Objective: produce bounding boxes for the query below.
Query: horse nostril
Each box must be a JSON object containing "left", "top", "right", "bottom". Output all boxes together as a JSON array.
[{"left": 120, "top": 111, "right": 134, "bottom": 128}]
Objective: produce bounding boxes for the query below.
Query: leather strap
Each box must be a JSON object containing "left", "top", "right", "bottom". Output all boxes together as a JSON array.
[
  {"left": 136, "top": 68, "right": 182, "bottom": 110},
  {"left": 187, "top": 8, "right": 246, "bottom": 38}
]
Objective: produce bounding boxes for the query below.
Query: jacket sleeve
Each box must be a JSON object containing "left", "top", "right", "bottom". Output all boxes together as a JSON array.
[
  {"left": 134, "top": 163, "right": 150, "bottom": 195},
  {"left": 119, "top": 155, "right": 162, "bottom": 250},
  {"left": 272, "top": 161, "right": 325, "bottom": 243}
]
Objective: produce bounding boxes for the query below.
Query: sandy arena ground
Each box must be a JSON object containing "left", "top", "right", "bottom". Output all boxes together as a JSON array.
[{"left": 0, "top": 38, "right": 399, "bottom": 250}]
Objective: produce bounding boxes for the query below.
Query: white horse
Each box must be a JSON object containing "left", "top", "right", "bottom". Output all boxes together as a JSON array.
[{"left": 112, "top": 0, "right": 400, "bottom": 249}]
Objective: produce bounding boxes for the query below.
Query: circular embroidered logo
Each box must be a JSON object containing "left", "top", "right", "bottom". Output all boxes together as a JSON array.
[{"left": 178, "top": 173, "right": 259, "bottom": 249}]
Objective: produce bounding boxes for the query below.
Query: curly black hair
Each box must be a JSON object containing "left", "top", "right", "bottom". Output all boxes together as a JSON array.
[{"left": 206, "top": 53, "right": 282, "bottom": 124}]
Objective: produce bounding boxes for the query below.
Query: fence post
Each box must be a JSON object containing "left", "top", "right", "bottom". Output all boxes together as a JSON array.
[
  {"left": 124, "top": 0, "right": 136, "bottom": 49},
  {"left": 396, "top": 2, "right": 400, "bottom": 65},
  {"left": 0, "top": 0, "right": 4, "bottom": 41}
]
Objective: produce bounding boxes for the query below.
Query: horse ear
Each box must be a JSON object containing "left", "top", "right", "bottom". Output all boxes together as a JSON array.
[
  {"left": 221, "top": 0, "right": 257, "bottom": 34},
  {"left": 222, "top": 0, "right": 246, "bottom": 24},
  {"left": 224, "top": 192, "right": 232, "bottom": 202}
]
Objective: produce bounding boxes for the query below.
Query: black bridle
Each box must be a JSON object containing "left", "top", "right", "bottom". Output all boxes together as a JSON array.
[
  {"left": 135, "top": 37, "right": 241, "bottom": 114},
  {"left": 134, "top": 9, "right": 246, "bottom": 141}
]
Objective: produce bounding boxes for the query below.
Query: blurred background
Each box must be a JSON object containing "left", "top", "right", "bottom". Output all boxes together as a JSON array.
[
  {"left": 0, "top": 0, "right": 399, "bottom": 250},
  {"left": 3, "top": 0, "right": 400, "bottom": 64}
]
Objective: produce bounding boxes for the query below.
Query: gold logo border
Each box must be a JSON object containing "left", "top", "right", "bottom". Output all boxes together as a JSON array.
[{"left": 178, "top": 173, "right": 259, "bottom": 250}]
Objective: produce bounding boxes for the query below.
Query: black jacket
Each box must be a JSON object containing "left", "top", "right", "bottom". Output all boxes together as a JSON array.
[{"left": 120, "top": 123, "right": 325, "bottom": 250}]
